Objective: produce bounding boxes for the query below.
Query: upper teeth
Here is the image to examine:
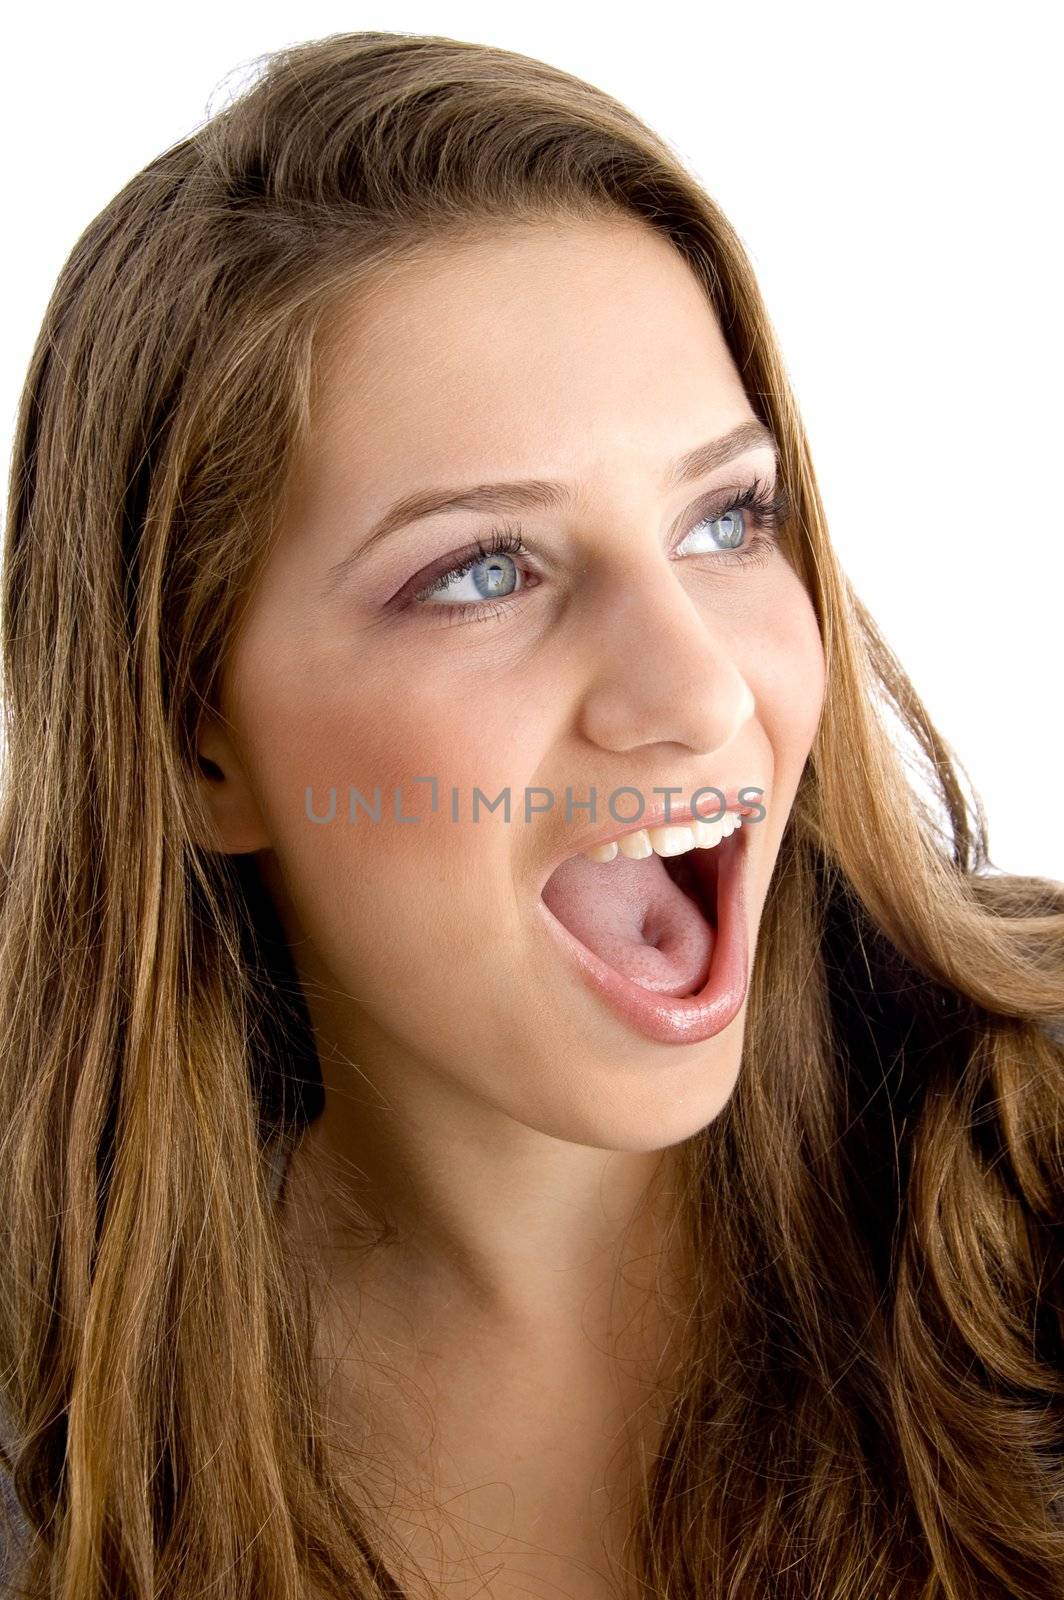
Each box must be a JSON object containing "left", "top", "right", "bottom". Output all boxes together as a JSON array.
[{"left": 582, "top": 812, "right": 742, "bottom": 863}]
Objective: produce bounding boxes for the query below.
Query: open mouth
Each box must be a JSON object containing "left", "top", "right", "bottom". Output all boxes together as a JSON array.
[{"left": 540, "top": 830, "right": 728, "bottom": 999}]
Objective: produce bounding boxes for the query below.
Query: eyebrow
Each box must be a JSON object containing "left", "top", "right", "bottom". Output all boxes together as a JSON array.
[{"left": 323, "top": 417, "right": 778, "bottom": 596}]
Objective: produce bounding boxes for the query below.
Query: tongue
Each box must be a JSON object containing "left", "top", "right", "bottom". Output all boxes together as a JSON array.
[{"left": 541, "top": 850, "right": 714, "bottom": 997}]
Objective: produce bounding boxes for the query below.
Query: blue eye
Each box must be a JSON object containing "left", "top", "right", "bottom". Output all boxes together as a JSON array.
[
  {"left": 680, "top": 506, "right": 746, "bottom": 553},
  {"left": 402, "top": 476, "right": 791, "bottom": 625},
  {"left": 414, "top": 531, "right": 526, "bottom": 606}
]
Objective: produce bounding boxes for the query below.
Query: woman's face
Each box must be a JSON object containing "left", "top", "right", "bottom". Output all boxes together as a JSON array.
[{"left": 201, "top": 215, "right": 825, "bottom": 1154}]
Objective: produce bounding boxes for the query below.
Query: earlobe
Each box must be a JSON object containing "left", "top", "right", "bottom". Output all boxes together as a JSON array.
[{"left": 193, "top": 716, "right": 272, "bottom": 855}]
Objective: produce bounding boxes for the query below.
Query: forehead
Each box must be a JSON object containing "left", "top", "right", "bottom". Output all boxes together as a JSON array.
[{"left": 305, "top": 218, "right": 753, "bottom": 495}]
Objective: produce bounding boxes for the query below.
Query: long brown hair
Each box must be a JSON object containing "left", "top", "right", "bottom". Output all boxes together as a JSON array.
[{"left": 2, "top": 30, "right": 1062, "bottom": 1600}]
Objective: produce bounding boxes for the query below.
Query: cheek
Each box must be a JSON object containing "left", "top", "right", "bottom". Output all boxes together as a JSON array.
[
  {"left": 233, "top": 626, "right": 538, "bottom": 837},
  {"left": 226, "top": 627, "right": 555, "bottom": 953},
  {"left": 745, "top": 575, "right": 825, "bottom": 763}
]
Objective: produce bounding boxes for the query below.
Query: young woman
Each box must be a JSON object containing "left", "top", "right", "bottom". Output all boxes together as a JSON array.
[{"left": 1, "top": 29, "right": 1062, "bottom": 1600}]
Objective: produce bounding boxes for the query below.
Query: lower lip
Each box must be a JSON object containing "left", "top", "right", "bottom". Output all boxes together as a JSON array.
[{"left": 536, "top": 823, "right": 751, "bottom": 1045}]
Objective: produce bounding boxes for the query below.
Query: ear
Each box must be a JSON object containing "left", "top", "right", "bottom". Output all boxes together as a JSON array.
[{"left": 193, "top": 711, "right": 272, "bottom": 854}]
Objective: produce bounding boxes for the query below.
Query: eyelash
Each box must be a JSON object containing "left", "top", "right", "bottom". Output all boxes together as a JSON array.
[{"left": 403, "top": 476, "right": 792, "bottom": 627}]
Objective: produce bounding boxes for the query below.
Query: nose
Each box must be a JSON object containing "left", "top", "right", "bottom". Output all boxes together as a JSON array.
[{"left": 575, "top": 549, "right": 755, "bottom": 757}]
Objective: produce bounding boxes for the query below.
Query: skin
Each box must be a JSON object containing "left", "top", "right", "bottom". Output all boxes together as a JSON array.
[{"left": 197, "top": 213, "right": 826, "bottom": 1593}]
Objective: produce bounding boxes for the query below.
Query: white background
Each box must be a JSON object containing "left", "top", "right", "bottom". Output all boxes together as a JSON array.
[{"left": 2, "top": 1, "right": 1060, "bottom": 882}]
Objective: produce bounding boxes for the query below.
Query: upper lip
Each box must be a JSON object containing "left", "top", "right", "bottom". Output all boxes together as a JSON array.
[{"left": 536, "top": 783, "right": 765, "bottom": 895}]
